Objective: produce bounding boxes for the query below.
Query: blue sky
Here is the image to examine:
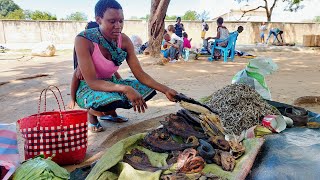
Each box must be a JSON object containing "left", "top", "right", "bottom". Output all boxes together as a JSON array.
[{"left": 14, "top": 0, "right": 319, "bottom": 22}]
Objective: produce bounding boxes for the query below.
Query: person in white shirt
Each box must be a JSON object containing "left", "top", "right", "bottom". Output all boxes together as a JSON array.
[
  {"left": 260, "top": 22, "right": 267, "bottom": 43},
  {"left": 201, "top": 19, "right": 208, "bottom": 39},
  {"left": 167, "top": 25, "right": 183, "bottom": 61}
]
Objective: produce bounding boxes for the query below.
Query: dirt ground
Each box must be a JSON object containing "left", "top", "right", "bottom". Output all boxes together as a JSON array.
[{"left": 0, "top": 48, "right": 319, "bottom": 170}]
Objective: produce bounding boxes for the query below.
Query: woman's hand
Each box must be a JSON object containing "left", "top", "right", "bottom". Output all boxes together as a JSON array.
[
  {"left": 75, "top": 67, "right": 84, "bottom": 80},
  {"left": 164, "top": 88, "right": 178, "bottom": 102},
  {"left": 124, "top": 86, "right": 148, "bottom": 113}
]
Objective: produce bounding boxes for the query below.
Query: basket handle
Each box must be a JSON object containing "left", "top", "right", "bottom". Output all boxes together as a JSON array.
[
  {"left": 37, "top": 86, "right": 66, "bottom": 132},
  {"left": 38, "top": 85, "right": 66, "bottom": 113}
]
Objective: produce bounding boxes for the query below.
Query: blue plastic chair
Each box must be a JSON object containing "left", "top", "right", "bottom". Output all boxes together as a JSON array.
[{"left": 208, "top": 32, "right": 238, "bottom": 62}]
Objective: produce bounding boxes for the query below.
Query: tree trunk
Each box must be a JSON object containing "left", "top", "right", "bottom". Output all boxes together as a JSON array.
[
  {"left": 267, "top": 11, "right": 271, "bottom": 22},
  {"left": 146, "top": 0, "right": 170, "bottom": 58}
]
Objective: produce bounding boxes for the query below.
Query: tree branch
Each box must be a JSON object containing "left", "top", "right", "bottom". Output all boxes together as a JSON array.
[
  {"left": 269, "top": 0, "right": 278, "bottom": 15},
  {"left": 238, "top": 6, "right": 265, "bottom": 21}
]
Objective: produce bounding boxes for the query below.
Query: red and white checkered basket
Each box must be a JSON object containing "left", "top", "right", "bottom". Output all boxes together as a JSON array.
[{"left": 17, "top": 85, "right": 88, "bottom": 165}]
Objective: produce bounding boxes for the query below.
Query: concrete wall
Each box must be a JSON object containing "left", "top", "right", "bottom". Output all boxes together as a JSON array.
[{"left": 0, "top": 20, "right": 320, "bottom": 48}]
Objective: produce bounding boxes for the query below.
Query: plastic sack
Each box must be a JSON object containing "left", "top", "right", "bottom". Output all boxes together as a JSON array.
[
  {"left": 232, "top": 57, "right": 278, "bottom": 100},
  {"left": 31, "top": 41, "right": 56, "bottom": 57},
  {"left": 0, "top": 123, "right": 19, "bottom": 180},
  {"left": 130, "top": 35, "right": 143, "bottom": 54}
]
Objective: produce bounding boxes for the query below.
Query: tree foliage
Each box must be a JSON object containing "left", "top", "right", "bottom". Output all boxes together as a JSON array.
[
  {"left": 29, "top": 10, "right": 57, "bottom": 20},
  {"left": 198, "top": 10, "right": 210, "bottom": 20},
  {"left": 182, "top": 10, "right": 198, "bottom": 20},
  {"left": 65, "top": 12, "right": 87, "bottom": 21},
  {"left": 140, "top": 14, "right": 150, "bottom": 20},
  {"left": 235, "top": 0, "right": 304, "bottom": 21},
  {"left": 314, "top": 16, "right": 320, "bottom": 22},
  {"left": 0, "top": 0, "right": 20, "bottom": 17},
  {"left": 5, "top": 9, "right": 24, "bottom": 19}
]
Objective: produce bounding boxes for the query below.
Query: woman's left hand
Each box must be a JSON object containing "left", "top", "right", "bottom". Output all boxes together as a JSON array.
[{"left": 165, "top": 88, "right": 178, "bottom": 102}]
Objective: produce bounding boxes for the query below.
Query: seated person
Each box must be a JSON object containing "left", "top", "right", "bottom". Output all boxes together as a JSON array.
[
  {"left": 206, "top": 17, "right": 229, "bottom": 59},
  {"left": 161, "top": 33, "right": 179, "bottom": 63},
  {"left": 72, "top": 0, "right": 178, "bottom": 132},
  {"left": 234, "top": 26, "right": 244, "bottom": 35},
  {"left": 266, "top": 28, "right": 284, "bottom": 44},
  {"left": 167, "top": 25, "right": 183, "bottom": 60}
]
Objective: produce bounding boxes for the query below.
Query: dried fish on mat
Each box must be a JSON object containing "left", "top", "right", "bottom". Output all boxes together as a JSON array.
[
  {"left": 176, "top": 148, "right": 205, "bottom": 174},
  {"left": 206, "top": 84, "right": 280, "bottom": 135},
  {"left": 142, "top": 128, "right": 198, "bottom": 152},
  {"left": 160, "top": 114, "right": 206, "bottom": 139},
  {"left": 123, "top": 148, "right": 168, "bottom": 172}
]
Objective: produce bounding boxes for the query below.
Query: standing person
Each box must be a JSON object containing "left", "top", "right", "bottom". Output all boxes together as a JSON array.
[
  {"left": 182, "top": 32, "right": 192, "bottom": 61},
  {"left": 266, "top": 28, "right": 284, "bottom": 44},
  {"left": 206, "top": 17, "right": 229, "bottom": 60},
  {"left": 260, "top": 22, "right": 267, "bottom": 43},
  {"left": 73, "top": 0, "right": 178, "bottom": 132},
  {"left": 201, "top": 19, "right": 209, "bottom": 39},
  {"left": 174, "top": 17, "right": 185, "bottom": 38}
]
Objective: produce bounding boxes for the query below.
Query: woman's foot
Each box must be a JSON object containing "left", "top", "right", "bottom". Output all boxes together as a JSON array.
[
  {"left": 88, "top": 113, "right": 104, "bottom": 133},
  {"left": 89, "top": 109, "right": 128, "bottom": 123}
]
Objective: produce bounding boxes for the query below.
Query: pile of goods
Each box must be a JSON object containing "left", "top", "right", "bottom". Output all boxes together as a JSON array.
[
  {"left": 205, "top": 84, "right": 280, "bottom": 135},
  {"left": 122, "top": 93, "right": 247, "bottom": 178}
]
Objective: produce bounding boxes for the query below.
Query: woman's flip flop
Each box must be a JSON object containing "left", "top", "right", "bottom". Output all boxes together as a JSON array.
[
  {"left": 100, "top": 115, "right": 129, "bottom": 123},
  {"left": 88, "top": 122, "right": 104, "bottom": 133}
]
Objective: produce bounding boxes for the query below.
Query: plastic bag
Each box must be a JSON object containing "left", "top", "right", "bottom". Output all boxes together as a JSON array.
[
  {"left": 0, "top": 123, "right": 19, "bottom": 180},
  {"left": 232, "top": 57, "right": 278, "bottom": 100},
  {"left": 130, "top": 35, "right": 143, "bottom": 54}
]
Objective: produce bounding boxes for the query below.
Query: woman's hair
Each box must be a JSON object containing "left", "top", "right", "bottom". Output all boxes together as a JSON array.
[
  {"left": 183, "top": 32, "right": 188, "bottom": 38},
  {"left": 176, "top": 17, "right": 181, "bottom": 22},
  {"left": 217, "top": 17, "right": 224, "bottom": 25},
  {"left": 167, "top": 25, "right": 175, "bottom": 32},
  {"left": 95, "top": 0, "right": 122, "bottom": 18}
]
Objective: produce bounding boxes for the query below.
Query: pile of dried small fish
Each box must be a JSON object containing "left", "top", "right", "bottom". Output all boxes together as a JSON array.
[{"left": 205, "top": 84, "right": 280, "bottom": 135}]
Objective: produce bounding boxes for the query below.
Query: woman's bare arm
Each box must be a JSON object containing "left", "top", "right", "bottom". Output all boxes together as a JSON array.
[{"left": 122, "top": 34, "right": 177, "bottom": 101}]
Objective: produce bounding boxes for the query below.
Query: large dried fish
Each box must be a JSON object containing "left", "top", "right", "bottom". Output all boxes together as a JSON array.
[
  {"left": 142, "top": 128, "right": 197, "bottom": 152},
  {"left": 176, "top": 148, "right": 205, "bottom": 174},
  {"left": 161, "top": 114, "right": 206, "bottom": 139},
  {"left": 123, "top": 148, "right": 165, "bottom": 172}
]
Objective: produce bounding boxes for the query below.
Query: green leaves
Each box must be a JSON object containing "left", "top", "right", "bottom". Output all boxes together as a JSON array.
[{"left": 13, "top": 156, "right": 69, "bottom": 180}]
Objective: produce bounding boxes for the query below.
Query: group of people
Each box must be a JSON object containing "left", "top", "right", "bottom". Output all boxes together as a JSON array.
[
  {"left": 260, "top": 22, "right": 284, "bottom": 44},
  {"left": 161, "top": 17, "right": 192, "bottom": 63},
  {"left": 160, "top": 16, "right": 236, "bottom": 62}
]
